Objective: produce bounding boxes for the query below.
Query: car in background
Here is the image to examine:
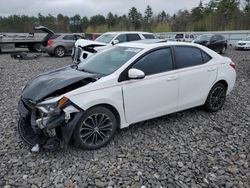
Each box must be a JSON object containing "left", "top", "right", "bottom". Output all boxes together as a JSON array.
[
  {"left": 73, "top": 31, "right": 156, "bottom": 61},
  {"left": 193, "top": 34, "right": 227, "bottom": 54},
  {"left": 84, "top": 33, "right": 102, "bottom": 40},
  {"left": 174, "top": 33, "right": 195, "bottom": 42},
  {"left": 18, "top": 41, "right": 236, "bottom": 150},
  {"left": 235, "top": 36, "right": 250, "bottom": 50},
  {"left": 42, "top": 33, "right": 83, "bottom": 57}
]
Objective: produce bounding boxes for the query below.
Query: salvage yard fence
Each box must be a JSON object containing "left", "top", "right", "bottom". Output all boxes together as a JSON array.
[{"left": 155, "top": 30, "right": 250, "bottom": 46}]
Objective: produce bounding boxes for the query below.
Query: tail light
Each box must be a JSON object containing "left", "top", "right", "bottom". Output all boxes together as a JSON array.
[
  {"left": 229, "top": 62, "right": 236, "bottom": 70},
  {"left": 47, "top": 39, "right": 53, "bottom": 46}
]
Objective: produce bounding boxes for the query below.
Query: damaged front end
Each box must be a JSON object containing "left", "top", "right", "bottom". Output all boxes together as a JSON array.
[
  {"left": 18, "top": 96, "right": 83, "bottom": 151},
  {"left": 17, "top": 66, "right": 100, "bottom": 151}
]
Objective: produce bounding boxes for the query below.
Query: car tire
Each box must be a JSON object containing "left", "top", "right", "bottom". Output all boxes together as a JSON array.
[
  {"left": 203, "top": 83, "right": 227, "bottom": 112},
  {"left": 32, "top": 43, "right": 42, "bottom": 52},
  {"left": 73, "top": 106, "right": 117, "bottom": 150},
  {"left": 220, "top": 46, "right": 226, "bottom": 54},
  {"left": 54, "top": 46, "right": 65, "bottom": 57}
]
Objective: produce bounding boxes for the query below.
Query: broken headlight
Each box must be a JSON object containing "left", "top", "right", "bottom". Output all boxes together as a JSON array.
[{"left": 37, "top": 96, "right": 69, "bottom": 115}]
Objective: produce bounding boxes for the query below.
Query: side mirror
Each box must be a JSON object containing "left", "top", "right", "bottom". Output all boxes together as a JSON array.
[
  {"left": 128, "top": 68, "right": 145, "bottom": 79},
  {"left": 112, "top": 39, "right": 119, "bottom": 45}
]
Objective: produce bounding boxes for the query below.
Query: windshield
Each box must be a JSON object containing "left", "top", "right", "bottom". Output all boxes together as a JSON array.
[
  {"left": 197, "top": 35, "right": 213, "bottom": 41},
  {"left": 78, "top": 46, "right": 142, "bottom": 75},
  {"left": 95, "top": 34, "right": 116, "bottom": 43}
]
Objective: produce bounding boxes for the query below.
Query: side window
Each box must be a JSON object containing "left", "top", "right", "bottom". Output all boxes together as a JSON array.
[
  {"left": 133, "top": 48, "right": 173, "bottom": 76},
  {"left": 185, "top": 34, "right": 189, "bottom": 38},
  {"left": 142, "top": 34, "right": 155, "bottom": 39},
  {"left": 190, "top": 35, "right": 194, "bottom": 39},
  {"left": 201, "top": 51, "right": 212, "bottom": 63},
  {"left": 115, "top": 34, "right": 127, "bottom": 43},
  {"left": 211, "top": 36, "right": 216, "bottom": 42},
  {"left": 127, "top": 34, "right": 141, "bottom": 42},
  {"left": 63, "top": 35, "right": 76, "bottom": 40},
  {"left": 174, "top": 46, "right": 203, "bottom": 69}
]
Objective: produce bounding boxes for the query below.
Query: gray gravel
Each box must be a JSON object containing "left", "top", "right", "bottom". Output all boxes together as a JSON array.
[{"left": 0, "top": 48, "right": 249, "bottom": 188}]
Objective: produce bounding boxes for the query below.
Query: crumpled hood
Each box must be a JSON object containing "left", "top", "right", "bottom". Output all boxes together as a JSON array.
[{"left": 21, "top": 66, "right": 99, "bottom": 102}]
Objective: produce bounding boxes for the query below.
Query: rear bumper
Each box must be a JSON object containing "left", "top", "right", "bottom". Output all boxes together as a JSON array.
[{"left": 41, "top": 46, "right": 55, "bottom": 54}]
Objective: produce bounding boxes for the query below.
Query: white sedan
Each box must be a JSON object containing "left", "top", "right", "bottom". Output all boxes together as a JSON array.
[
  {"left": 18, "top": 41, "right": 236, "bottom": 150},
  {"left": 235, "top": 36, "right": 250, "bottom": 50}
]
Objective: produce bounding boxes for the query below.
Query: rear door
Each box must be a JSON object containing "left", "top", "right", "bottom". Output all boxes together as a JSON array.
[{"left": 173, "top": 46, "right": 217, "bottom": 110}]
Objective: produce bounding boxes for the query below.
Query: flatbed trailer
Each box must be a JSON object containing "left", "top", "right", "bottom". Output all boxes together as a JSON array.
[{"left": 0, "top": 26, "right": 53, "bottom": 53}]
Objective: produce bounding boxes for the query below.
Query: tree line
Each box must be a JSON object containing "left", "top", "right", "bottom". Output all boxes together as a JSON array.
[{"left": 0, "top": 0, "right": 249, "bottom": 33}]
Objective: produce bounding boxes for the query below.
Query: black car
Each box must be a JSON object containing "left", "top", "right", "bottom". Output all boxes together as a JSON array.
[{"left": 193, "top": 34, "right": 227, "bottom": 54}]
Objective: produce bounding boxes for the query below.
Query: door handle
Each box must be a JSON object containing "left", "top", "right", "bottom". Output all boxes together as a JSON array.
[
  {"left": 166, "top": 76, "right": 179, "bottom": 81},
  {"left": 207, "top": 67, "right": 216, "bottom": 72}
]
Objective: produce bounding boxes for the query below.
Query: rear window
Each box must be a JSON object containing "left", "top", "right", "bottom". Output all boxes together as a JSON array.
[{"left": 142, "top": 34, "right": 155, "bottom": 39}]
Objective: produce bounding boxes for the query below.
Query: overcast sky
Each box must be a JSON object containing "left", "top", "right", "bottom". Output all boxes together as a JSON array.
[{"left": 0, "top": 0, "right": 211, "bottom": 17}]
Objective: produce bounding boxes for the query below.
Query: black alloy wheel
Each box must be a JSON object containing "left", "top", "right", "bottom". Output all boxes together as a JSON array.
[
  {"left": 73, "top": 106, "right": 117, "bottom": 150},
  {"left": 204, "top": 83, "right": 227, "bottom": 112}
]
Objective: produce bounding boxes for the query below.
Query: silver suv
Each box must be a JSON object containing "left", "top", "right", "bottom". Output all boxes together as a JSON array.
[{"left": 42, "top": 33, "right": 83, "bottom": 57}]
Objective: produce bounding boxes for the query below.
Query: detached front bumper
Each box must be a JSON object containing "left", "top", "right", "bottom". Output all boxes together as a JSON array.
[{"left": 17, "top": 99, "right": 83, "bottom": 150}]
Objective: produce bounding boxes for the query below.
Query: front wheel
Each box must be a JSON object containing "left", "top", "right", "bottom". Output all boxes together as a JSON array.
[
  {"left": 220, "top": 46, "right": 226, "bottom": 54},
  {"left": 204, "top": 83, "right": 227, "bottom": 112},
  {"left": 73, "top": 106, "right": 117, "bottom": 150}
]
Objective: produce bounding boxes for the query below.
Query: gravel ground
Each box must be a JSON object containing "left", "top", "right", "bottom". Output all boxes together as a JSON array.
[{"left": 0, "top": 48, "right": 249, "bottom": 188}]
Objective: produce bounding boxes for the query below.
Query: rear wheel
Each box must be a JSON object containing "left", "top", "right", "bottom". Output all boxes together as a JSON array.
[
  {"left": 32, "top": 43, "right": 42, "bottom": 52},
  {"left": 54, "top": 46, "right": 65, "bottom": 57},
  {"left": 73, "top": 106, "right": 117, "bottom": 150},
  {"left": 204, "top": 83, "right": 227, "bottom": 112}
]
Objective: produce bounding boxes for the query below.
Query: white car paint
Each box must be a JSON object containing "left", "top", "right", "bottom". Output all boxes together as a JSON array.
[
  {"left": 235, "top": 36, "right": 250, "bottom": 50},
  {"left": 73, "top": 31, "right": 155, "bottom": 61},
  {"left": 44, "top": 41, "right": 236, "bottom": 129}
]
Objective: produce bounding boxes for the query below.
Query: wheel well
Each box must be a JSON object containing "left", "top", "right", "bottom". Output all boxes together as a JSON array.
[
  {"left": 215, "top": 80, "right": 228, "bottom": 90},
  {"left": 90, "top": 104, "right": 121, "bottom": 129},
  {"left": 55, "top": 45, "right": 65, "bottom": 51}
]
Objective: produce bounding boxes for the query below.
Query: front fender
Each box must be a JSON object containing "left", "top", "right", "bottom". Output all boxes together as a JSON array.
[{"left": 66, "top": 86, "right": 129, "bottom": 129}]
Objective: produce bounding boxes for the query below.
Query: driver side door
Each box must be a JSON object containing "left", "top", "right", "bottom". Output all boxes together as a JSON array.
[{"left": 121, "top": 48, "right": 179, "bottom": 124}]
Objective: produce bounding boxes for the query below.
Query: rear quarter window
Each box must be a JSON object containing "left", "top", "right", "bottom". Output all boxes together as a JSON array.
[{"left": 63, "top": 35, "right": 76, "bottom": 40}]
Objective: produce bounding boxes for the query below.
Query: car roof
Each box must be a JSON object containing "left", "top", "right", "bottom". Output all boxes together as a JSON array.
[
  {"left": 118, "top": 41, "right": 204, "bottom": 49},
  {"left": 103, "top": 31, "right": 154, "bottom": 35}
]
